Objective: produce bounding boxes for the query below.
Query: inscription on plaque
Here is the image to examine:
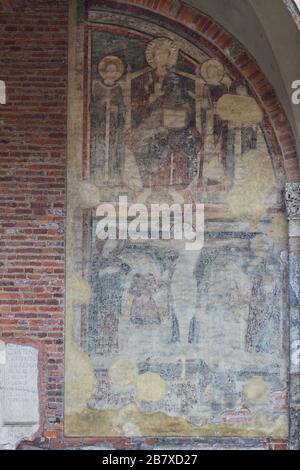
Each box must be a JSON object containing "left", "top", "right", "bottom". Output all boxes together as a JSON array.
[
  {"left": 0, "top": 80, "right": 5, "bottom": 105},
  {"left": 2, "top": 344, "right": 39, "bottom": 425}
]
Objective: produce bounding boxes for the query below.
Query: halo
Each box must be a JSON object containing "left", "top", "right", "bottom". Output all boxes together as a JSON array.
[
  {"left": 98, "top": 55, "right": 124, "bottom": 82},
  {"left": 201, "top": 59, "right": 224, "bottom": 85},
  {"left": 145, "top": 37, "right": 179, "bottom": 69}
]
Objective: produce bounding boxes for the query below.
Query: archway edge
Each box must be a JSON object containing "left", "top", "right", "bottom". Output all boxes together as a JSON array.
[{"left": 86, "top": 0, "right": 300, "bottom": 183}]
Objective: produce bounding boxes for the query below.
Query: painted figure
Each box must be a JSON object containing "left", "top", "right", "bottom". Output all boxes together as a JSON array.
[
  {"left": 131, "top": 38, "right": 201, "bottom": 189},
  {"left": 91, "top": 56, "right": 126, "bottom": 183},
  {"left": 245, "top": 237, "right": 282, "bottom": 354},
  {"left": 91, "top": 54, "right": 151, "bottom": 186}
]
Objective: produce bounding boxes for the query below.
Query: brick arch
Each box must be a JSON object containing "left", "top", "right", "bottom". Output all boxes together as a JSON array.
[{"left": 87, "top": 0, "right": 300, "bottom": 183}]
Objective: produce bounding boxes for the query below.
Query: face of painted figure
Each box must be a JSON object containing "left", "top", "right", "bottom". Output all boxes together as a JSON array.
[
  {"left": 102, "top": 63, "right": 120, "bottom": 86},
  {"left": 207, "top": 67, "right": 216, "bottom": 80},
  {"left": 154, "top": 47, "right": 171, "bottom": 69},
  {"left": 206, "top": 65, "right": 219, "bottom": 81},
  {"left": 98, "top": 56, "right": 124, "bottom": 87}
]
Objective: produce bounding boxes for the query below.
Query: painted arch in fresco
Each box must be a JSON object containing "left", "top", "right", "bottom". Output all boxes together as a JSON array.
[{"left": 65, "top": 2, "right": 290, "bottom": 438}]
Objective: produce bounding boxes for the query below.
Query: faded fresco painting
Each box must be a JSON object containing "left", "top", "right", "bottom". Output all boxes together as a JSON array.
[{"left": 65, "top": 5, "right": 289, "bottom": 437}]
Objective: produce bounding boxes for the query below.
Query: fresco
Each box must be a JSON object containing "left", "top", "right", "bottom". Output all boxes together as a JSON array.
[{"left": 65, "top": 6, "right": 289, "bottom": 437}]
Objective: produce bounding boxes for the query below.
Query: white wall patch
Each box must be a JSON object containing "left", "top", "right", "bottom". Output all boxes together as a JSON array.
[{"left": 0, "top": 81, "right": 6, "bottom": 105}]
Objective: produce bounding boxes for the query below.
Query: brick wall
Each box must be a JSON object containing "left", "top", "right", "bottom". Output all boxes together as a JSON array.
[
  {"left": 0, "top": 0, "right": 68, "bottom": 440},
  {"left": 0, "top": 0, "right": 293, "bottom": 450}
]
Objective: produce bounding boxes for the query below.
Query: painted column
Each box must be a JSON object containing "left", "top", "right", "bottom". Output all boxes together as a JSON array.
[{"left": 286, "top": 183, "right": 300, "bottom": 449}]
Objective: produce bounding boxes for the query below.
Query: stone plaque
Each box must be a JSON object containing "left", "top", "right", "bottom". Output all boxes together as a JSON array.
[
  {"left": 3, "top": 344, "right": 39, "bottom": 425},
  {"left": 0, "top": 80, "right": 6, "bottom": 105}
]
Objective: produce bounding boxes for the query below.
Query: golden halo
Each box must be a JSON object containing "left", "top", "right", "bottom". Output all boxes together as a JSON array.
[
  {"left": 98, "top": 55, "right": 124, "bottom": 83},
  {"left": 201, "top": 59, "right": 224, "bottom": 85},
  {"left": 145, "top": 37, "right": 178, "bottom": 69}
]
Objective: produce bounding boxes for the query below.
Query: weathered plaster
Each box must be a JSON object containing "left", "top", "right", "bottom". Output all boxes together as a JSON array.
[{"left": 64, "top": 0, "right": 294, "bottom": 444}]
